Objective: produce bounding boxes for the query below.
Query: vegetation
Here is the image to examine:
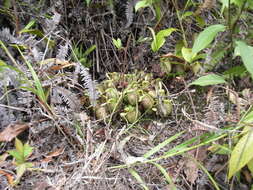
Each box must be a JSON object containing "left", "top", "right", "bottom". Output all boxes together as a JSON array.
[{"left": 0, "top": 0, "right": 253, "bottom": 189}]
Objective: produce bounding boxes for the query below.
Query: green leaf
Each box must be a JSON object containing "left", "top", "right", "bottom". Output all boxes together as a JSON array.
[
  {"left": 247, "top": 158, "right": 253, "bottom": 176},
  {"left": 19, "top": 20, "right": 36, "bottom": 34},
  {"left": 15, "top": 138, "right": 24, "bottom": 156},
  {"left": 8, "top": 150, "right": 23, "bottom": 163},
  {"left": 23, "top": 143, "right": 34, "bottom": 159},
  {"left": 242, "top": 109, "right": 253, "bottom": 124},
  {"left": 83, "top": 45, "right": 96, "bottom": 57},
  {"left": 15, "top": 163, "right": 27, "bottom": 184},
  {"left": 16, "top": 47, "right": 47, "bottom": 103},
  {"left": 151, "top": 162, "right": 177, "bottom": 190},
  {"left": 112, "top": 38, "right": 122, "bottom": 50},
  {"left": 135, "top": 0, "right": 150, "bottom": 12},
  {"left": 150, "top": 27, "right": 177, "bottom": 52},
  {"left": 128, "top": 168, "right": 149, "bottom": 190},
  {"left": 192, "top": 24, "right": 226, "bottom": 55},
  {"left": 228, "top": 130, "right": 253, "bottom": 179},
  {"left": 85, "top": 0, "right": 91, "bottom": 6},
  {"left": 235, "top": 41, "right": 253, "bottom": 79},
  {"left": 182, "top": 11, "right": 193, "bottom": 20},
  {"left": 232, "top": 0, "right": 244, "bottom": 6},
  {"left": 190, "top": 74, "right": 226, "bottom": 86},
  {"left": 181, "top": 47, "right": 196, "bottom": 63},
  {"left": 144, "top": 131, "right": 184, "bottom": 159}
]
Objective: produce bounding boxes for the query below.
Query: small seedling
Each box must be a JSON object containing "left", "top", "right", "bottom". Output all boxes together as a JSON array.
[
  {"left": 7, "top": 138, "right": 34, "bottom": 185},
  {"left": 112, "top": 38, "right": 123, "bottom": 50}
]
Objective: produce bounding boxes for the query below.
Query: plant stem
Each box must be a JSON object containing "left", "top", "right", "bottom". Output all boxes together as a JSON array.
[{"left": 171, "top": 0, "right": 188, "bottom": 47}]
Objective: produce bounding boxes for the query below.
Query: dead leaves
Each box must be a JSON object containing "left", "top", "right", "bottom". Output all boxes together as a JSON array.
[
  {"left": 41, "top": 147, "right": 65, "bottom": 163},
  {"left": 182, "top": 147, "right": 207, "bottom": 184},
  {"left": 0, "top": 123, "right": 29, "bottom": 142},
  {"left": 0, "top": 170, "right": 14, "bottom": 186}
]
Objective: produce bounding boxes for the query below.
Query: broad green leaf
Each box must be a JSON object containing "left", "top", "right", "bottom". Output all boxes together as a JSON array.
[
  {"left": 150, "top": 28, "right": 177, "bottom": 52},
  {"left": 135, "top": 0, "right": 150, "bottom": 12},
  {"left": 192, "top": 24, "right": 226, "bottom": 55},
  {"left": 181, "top": 47, "right": 196, "bottom": 63},
  {"left": 112, "top": 38, "right": 122, "bottom": 50},
  {"left": 190, "top": 74, "right": 226, "bottom": 86},
  {"left": 228, "top": 130, "right": 253, "bottom": 179},
  {"left": 8, "top": 150, "right": 23, "bottom": 163},
  {"left": 15, "top": 138, "right": 24, "bottom": 156},
  {"left": 235, "top": 41, "right": 253, "bottom": 79},
  {"left": 247, "top": 158, "right": 253, "bottom": 176},
  {"left": 23, "top": 143, "right": 34, "bottom": 159},
  {"left": 15, "top": 163, "right": 27, "bottom": 184},
  {"left": 242, "top": 109, "right": 253, "bottom": 124},
  {"left": 144, "top": 131, "right": 184, "bottom": 158},
  {"left": 232, "top": 0, "right": 244, "bottom": 6}
]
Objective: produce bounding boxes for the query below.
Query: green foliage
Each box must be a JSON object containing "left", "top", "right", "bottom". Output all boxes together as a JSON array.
[
  {"left": 227, "top": 108, "right": 253, "bottom": 179},
  {"left": 128, "top": 168, "right": 149, "bottom": 190},
  {"left": 143, "top": 131, "right": 184, "bottom": 159},
  {"left": 72, "top": 43, "right": 96, "bottom": 68},
  {"left": 112, "top": 38, "right": 123, "bottom": 50},
  {"left": 17, "top": 47, "right": 47, "bottom": 103},
  {"left": 228, "top": 128, "right": 253, "bottom": 179},
  {"left": 7, "top": 138, "right": 34, "bottom": 185},
  {"left": 234, "top": 41, "right": 253, "bottom": 79},
  {"left": 135, "top": 0, "right": 150, "bottom": 11},
  {"left": 135, "top": 0, "right": 162, "bottom": 21},
  {"left": 3, "top": 0, "right": 11, "bottom": 9},
  {"left": 85, "top": 0, "right": 91, "bottom": 6},
  {"left": 192, "top": 24, "right": 226, "bottom": 54},
  {"left": 190, "top": 74, "right": 227, "bottom": 86},
  {"left": 149, "top": 27, "right": 177, "bottom": 52}
]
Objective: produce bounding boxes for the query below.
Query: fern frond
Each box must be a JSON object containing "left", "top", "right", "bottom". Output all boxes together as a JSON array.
[
  {"left": 54, "top": 86, "right": 81, "bottom": 111},
  {"left": 0, "top": 28, "right": 18, "bottom": 43},
  {"left": 43, "top": 12, "right": 61, "bottom": 33},
  {"left": 57, "top": 41, "right": 69, "bottom": 60},
  {"left": 0, "top": 67, "right": 19, "bottom": 88},
  {"left": 79, "top": 64, "right": 98, "bottom": 107},
  {"left": 125, "top": 1, "right": 134, "bottom": 28}
]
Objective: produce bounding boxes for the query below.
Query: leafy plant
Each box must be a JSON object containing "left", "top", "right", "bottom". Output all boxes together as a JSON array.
[
  {"left": 112, "top": 38, "right": 123, "bottom": 50},
  {"left": 234, "top": 41, "right": 253, "bottom": 79},
  {"left": 135, "top": 0, "right": 163, "bottom": 21},
  {"left": 7, "top": 138, "right": 34, "bottom": 185},
  {"left": 149, "top": 27, "right": 177, "bottom": 52},
  {"left": 190, "top": 74, "right": 227, "bottom": 86},
  {"left": 85, "top": 0, "right": 91, "bottom": 6},
  {"left": 228, "top": 108, "right": 253, "bottom": 179},
  {"left": 72, "top": 43, "right": 96, "bottom": 68},
  {"left": 182, "top": 24, "right": 226, "bottom": 63}
]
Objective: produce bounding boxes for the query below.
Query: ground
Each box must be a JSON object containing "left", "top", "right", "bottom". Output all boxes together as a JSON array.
[{"left": 0, "top": 0, "right": 253, "bottom": 190}]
